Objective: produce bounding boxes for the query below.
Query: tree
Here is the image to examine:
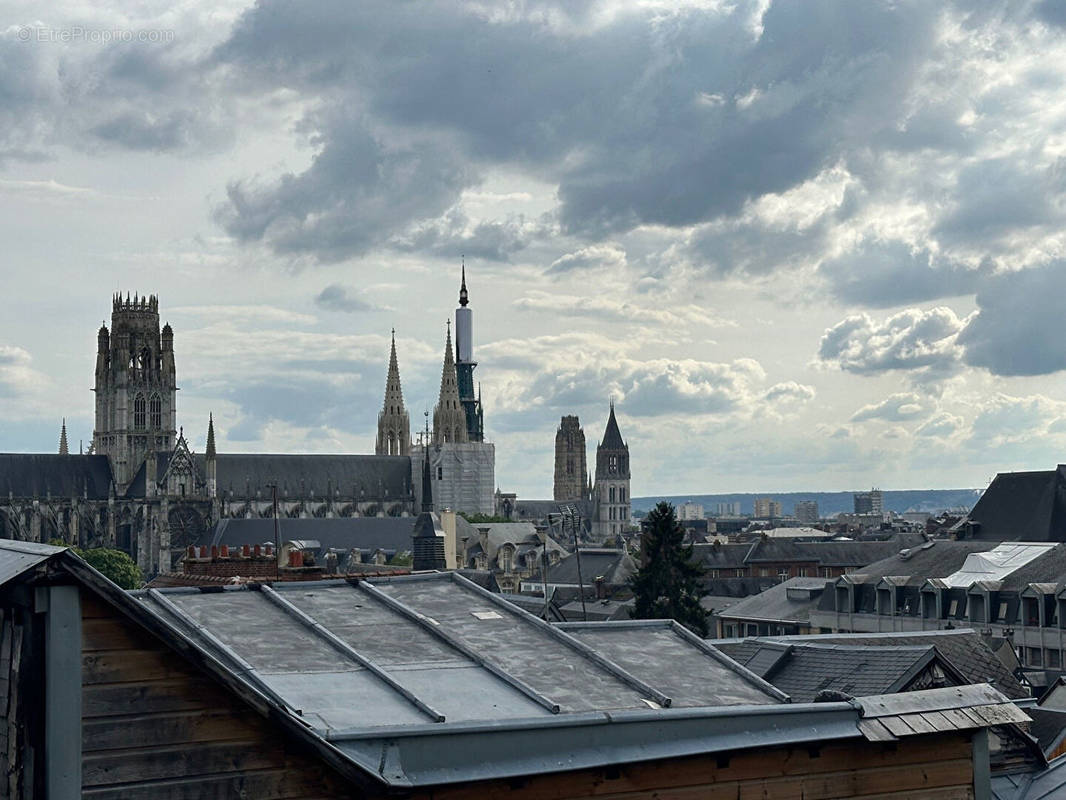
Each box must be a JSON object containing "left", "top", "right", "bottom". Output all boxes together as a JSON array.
[
  {"left": 628, "top": 502, "right": 708, "bottom": 636},
  {"left": 74, "top": 547, "right": 144, "bottom": 590}
]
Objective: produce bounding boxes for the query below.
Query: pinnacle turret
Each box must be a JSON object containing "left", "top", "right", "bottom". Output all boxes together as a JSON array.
[
  {"left": 433, "top": 321, "right": 468, "bottom": 445},
  {"left": 58, "top": 419, "right": 69, "bottom": 456},
  {"left": 459, "top": 257, "right": 469, "bottom": 307},
  {"left": 206, "top": 413, "right": 216, "bottom": 458},
  {"left": 376, "top": 329, "right": 411, "bottom": 455}
]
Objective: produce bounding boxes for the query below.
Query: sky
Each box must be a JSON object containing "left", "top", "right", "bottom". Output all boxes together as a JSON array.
[{"left": 3, "top": 0, "right": 1066, "bottom": 499}]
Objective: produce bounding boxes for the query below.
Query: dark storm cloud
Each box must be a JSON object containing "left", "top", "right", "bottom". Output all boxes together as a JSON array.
[
  {"left": 820, "top": 241, "right": 987, "bottom": 308},
  {"left": 958, "top": 261, "right": 1066, "bottom": 376},
  {"left": 314, "top": 284, "right": 375, "bottom": 313},
  {"left": 211, "top": 0, "right": 942, "bottom": 260}
]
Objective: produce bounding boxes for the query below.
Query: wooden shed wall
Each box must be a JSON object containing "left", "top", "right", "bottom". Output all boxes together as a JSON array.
[
  {"left": 79, "top": 588, "right": 355, "bottom": 800},
  {"left": 417, "top": 732, "right": 977, "bottom": 800}
]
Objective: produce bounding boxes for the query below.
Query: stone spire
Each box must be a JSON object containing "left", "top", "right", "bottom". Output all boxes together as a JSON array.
[
  {"left": 433, "top": 321, "right": 468, "bottom": 445},
  {"left": 206, "top": 413, "right": 216, "bottom": 458},
  {"left": 376, "top": 329, "right": 411, "bottom": 455},
  {"left": 58, "top": 419, "right": 69, "bottom": 456}
]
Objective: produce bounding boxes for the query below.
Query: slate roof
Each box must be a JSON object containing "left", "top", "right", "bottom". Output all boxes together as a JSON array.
[
  {"left": 545, "top": 548, "right": 636, "bottom": 586},
  {"left": 715, "top": 577, "right": 828, "bottom": 625},
  {"left": 1025, "top": 707, "right": 1066, "bottom": 755},
  {"left": 0, "top": 454, "right": 113, "bottom": 499},
  {"left": 714, "top": 629, "right": 1028, "bottom": 699},
  {"left": 694, "top": 543, "right": 750, "bottom": 569},
  {"left": 202, "top": 453, "right": 414, "bottom": 500},
  {"left": 559, "top": 598, "right": 633, "bottom": 622},
  {"left": 599, "top": 404, "right": 625, "bottom": 449},
  {"left": 847, "top": 540, "right": 997, "bottom": 581},
  {"left": 968, "top": 466, "right": 1066, "bottom": 542},
  {"left": 726, "top": 641, "right": 959, "bottom": 703},
  {"left": 204, "top": 516, "right": 418, "bottom": 560}
]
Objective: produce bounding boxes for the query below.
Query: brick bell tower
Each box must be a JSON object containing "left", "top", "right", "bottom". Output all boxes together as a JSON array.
[{"left": 93, "top": 293, "right": 177, "bottom": 489}]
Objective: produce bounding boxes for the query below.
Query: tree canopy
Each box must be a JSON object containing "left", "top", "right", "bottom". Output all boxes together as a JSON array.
[
  {"left": 628, "top": 501, "right": 708, "bottom": 636},
  {"left": 74, "top": 547, "right": 144, "bottom": 590}
]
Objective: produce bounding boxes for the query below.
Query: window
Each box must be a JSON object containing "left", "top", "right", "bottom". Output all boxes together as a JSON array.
[
  {"left": 133, "top": 393, "right": 146, "bottom": 430},
  {"left": 620, "top": 488, "right": 626, "bottom": 502},
  {"left": 149, "top": 394, "right": 161, "bottom": 429},
  {"left": 1049, "top": 649, "right": 1061, "bottom": 669},
  {"left": 998, "top": 601, "right": 1008, "bottom": 622},
  {"left": 797, "top": 567, "right": 809, "bottom": 577},
  {"left": 948, "top": 599, "right": 958, "bottom": 617},
  {"left": 437, "top": 467, "right": 443, "bottom": 480},
  {"left": 1028, "top": 647, "right": 1043, "bottom": 667},
  {"left": 501, "top": 547, "right": 513, "bottom": 573},
  {"left": 609, "top": 486, "right": 616, "bottom": 503}
]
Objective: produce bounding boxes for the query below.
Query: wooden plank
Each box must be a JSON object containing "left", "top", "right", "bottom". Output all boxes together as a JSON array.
[
  {"left": 80, "top": 764, "right": 356, "bottom": 800},
  {"left": 859, "top": 718, "right": 898, "bottom": 741},
  {"left": 82, "top": 617, "right": 156, "bottom": 652},
  {"left": 82, "top": 590, "right": 119, "bottom": 620},
  {"left": 880, "top": 715, "right": 918, "bottom": 737},
  {"left": 898, "top": 712, "right": 938, "bottom": 734},
  {"left": 427, "top": 735, "right": 974, "bottom": 800},
  {"left": 83, "top": 649, "right": 188, "bottom": 685},
  {"left": 83, "top": 708, "right": 263, "bottom": 752},
  {"left": 83, "top": 678, "right": 229, "bottom": 718},
  {"left": 583, "top": 758, "right": 974, "bottom": 800},
  {"left": 82, "top": 738, "right": 286, "bottom": 787},
  {"left": 919, "top": 711, "right": 956, "bottom": 732}
]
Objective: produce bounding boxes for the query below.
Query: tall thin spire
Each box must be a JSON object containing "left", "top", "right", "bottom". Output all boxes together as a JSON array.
[
  {"left": 206, "top": 413, "right": 216, "bottom": 458},
  {"left": 459, "top": 255, "right": 468, "bottom": 307},
  {"left": 58, "top": 419, "right": 69, "bottom": 456},
  {"left": 433, "top": 321, "right": 468, "bottom": 445},
  {"left": 377, "top": 328, "right": 411, "bottom": 455}
]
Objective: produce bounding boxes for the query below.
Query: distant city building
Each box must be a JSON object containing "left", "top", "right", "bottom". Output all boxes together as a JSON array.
[
  {"left": 715, "top": 501, "right": 742, "bottom": 517},
  {"left": 592, "top": 402, "right": 631, "bottom": 539},
  {"left": 794, "top": 500, "right": 819, "bottom": 523},
  {"left": 677, "top": 501, "right": 705, "bottom": 520},
  {"left": 854, "top": 489, "right": 884, "bottom": 515},
  {"left": 553, "top": 415, "right": 589, "bottom": 502},
  {"left": 753, "top": 497, "right": 783, "bottom": 518}
]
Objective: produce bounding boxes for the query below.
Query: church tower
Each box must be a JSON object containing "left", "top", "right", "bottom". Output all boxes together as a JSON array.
[
  {"left": 433, "top": 322, "right": 468, "bottom": 445},
  {"left": 554, "top": 415, "right": 587, "bottom": 502},
  {"left": 93, "top": 293, "right": 177, "bottom": 489},
  {"left": 592, "top": 402, "right": 631, "bottom": 539},
  {"left": 454, "top": 262, "right": 484, "bottom": 442},
  {"left": 376, "top": 330, "right": 411, "bottom": 455}
]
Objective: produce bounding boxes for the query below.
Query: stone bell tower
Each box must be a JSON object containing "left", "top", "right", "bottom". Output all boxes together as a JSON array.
[{"left": 92, "top": 293, "right": 177, "bottom": 489}]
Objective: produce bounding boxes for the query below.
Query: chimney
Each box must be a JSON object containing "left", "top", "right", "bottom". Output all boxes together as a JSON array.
[{"left": 595, "top": 576, "right": 606, "bottom": 600}]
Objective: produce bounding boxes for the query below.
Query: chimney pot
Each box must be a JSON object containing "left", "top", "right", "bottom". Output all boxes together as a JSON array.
[
  {"left": 254, "top": 544, "right": 261, "bottom": 557},
  {"left": 242, "top": 544, "right": 250, "bottom": 557},
  {"left": 211, "top": 545, "right": 218, "bottom": 559}
]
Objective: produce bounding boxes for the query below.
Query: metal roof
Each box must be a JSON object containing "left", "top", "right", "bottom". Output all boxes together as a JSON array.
[
  {"left": 945, "top": 542, "right": 1058, "bottom": 587},
  {"left": 135, "top": 572, "right": 786, "bottom": 730},
  {"left": 0, "top": 551, "right": 1031, "bottom": 790},
  {"left": 0, "top": 539, "right": 66, "bottom": 584}
]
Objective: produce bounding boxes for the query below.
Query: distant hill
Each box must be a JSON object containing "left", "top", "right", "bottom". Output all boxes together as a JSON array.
[{"left": 632, "top": 489, "right": 981, "bottom": 517}]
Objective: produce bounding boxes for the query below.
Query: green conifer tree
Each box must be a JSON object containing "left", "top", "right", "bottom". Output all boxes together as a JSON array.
[{"left": 628, "top": 501, "right": 708, "bottom": 636}]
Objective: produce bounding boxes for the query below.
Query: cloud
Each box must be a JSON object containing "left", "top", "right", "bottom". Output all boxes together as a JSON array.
[
  {"left": 0, "top": 345, "right": 44, "bottom": 398},
  {"left": 917, "top": 412, "right": 963, "bottom": 438},
  {"left": 958, "top": 260, "right": 1066, "bottom": 376},
  {"left": 819, "top": 241, "right": 986, "bottom": 308},
  {"left": 511, "top": 291, "right": 709, "bottom": 327},
  {"left": 314, "top": 284, "right": 376, "bottom": 313},
  {"left": 851, "top": 392, "right": 930, "bottom": 423},
  {"left": 548, "top": 243, "right": 627, "bottom": 274},
  {"left": 817, "top": 306, "right": 967, "bottom": 377}
]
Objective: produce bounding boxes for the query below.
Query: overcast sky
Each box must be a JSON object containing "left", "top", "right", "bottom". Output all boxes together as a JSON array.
[{"left": 3, "top": 0, "right": 1066, "bottom": 498}]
